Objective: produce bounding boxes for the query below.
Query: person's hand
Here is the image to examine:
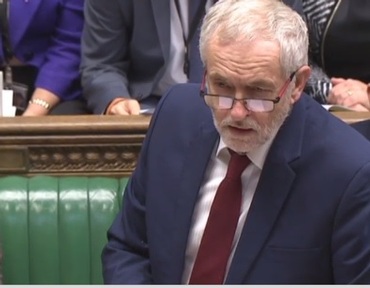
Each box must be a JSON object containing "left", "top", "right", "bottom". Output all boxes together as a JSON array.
[
  {"left": 328, "top": 78, "right": 370, "bottom": 111},
  {"left": 106, "top": 98, "right": 141, "bottom": 115}
]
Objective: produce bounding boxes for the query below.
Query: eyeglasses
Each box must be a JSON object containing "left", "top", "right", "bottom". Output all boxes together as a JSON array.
[{"left": 200, "top": 71, "right": 296, "bottom": 112}]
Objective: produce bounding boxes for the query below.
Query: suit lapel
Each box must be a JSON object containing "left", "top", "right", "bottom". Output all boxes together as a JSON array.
[
  {"left": 10, "top": 0, "right": 42, "bottom": 48},
  {"left": 188, "top": 0, "right": 203, "bottom": 23},
  {"left": 226, "top": 154, "right": 296, "bottom": 284},
  {"left": 169, "top": 121, "right": 218, "bottom": 283},
  {"left": 151, "top": 0, "right": 171, "bottom": 62},
  {"left": 226, "top": 98, "right": 307, "bottom": 284}
]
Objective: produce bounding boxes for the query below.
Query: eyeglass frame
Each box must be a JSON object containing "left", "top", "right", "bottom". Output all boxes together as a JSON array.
[{"left": 199, "top": 70, "right": 297, "bottom": 112}]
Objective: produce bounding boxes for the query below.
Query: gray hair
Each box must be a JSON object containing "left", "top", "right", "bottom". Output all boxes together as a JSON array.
[{"left": 199, "top": 0, "right": 309, "bottom": 77}]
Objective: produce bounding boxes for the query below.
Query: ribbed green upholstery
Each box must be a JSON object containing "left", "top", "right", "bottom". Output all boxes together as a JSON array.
[{"left": 0, "top": 176, "right": 128, "bottom": 284}]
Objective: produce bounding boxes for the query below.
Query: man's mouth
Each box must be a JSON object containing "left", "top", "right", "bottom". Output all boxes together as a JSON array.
[{"left": 228, "top": 125, "right": 254, "bottom": 134}]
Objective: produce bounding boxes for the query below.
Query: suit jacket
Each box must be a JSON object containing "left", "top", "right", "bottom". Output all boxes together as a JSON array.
[
  {"left": 102, "top": 83, "right": 370, "bottom": 284},
  {"left": 80, "top": 0, "right": 303, "bottom": 114},
  {"left": 0, "top": 0, "right": 84, "bottom": 101},
  {"left": 351, "top": 120, "right": 370, "bottom": 141}
]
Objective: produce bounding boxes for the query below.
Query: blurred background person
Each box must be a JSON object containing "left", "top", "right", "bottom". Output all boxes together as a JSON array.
[
  {"left": 80, "top": 0, "right": 303, "bottom": 116},
  {"left": 0, "top": 0, "right": 86, "bottom": 116},
  {"left": 303, "top": 0, "right": 370, "bottom": 111}
]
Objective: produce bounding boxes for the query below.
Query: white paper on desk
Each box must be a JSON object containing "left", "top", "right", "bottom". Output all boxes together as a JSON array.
[
  {"left": 322, "top": 104, "right": 355, "bottom": 112},
  {"left": 0, "top": 90, "right": 17, "bottom": 117},
  {"left": 140, "top": 108, "right": 155, "bottom": 115}
]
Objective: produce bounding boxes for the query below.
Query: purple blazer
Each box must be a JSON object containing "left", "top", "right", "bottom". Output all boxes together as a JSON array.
[{"left": 0, "top": 0, "right": 84, "bottom": 101}]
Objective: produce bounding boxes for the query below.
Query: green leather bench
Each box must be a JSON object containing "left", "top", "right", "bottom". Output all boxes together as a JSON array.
[{"left": 0, "top": 175, "right": 128, "bottom": 284}]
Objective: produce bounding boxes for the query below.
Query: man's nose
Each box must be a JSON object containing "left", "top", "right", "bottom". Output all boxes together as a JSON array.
[{"left": 230, "top": 99, "right": 250, "bottom": 120}]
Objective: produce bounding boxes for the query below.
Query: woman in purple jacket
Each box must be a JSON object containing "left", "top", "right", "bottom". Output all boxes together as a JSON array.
[{"left": 0, "top": 0, "right": 86, "bottom": 115}]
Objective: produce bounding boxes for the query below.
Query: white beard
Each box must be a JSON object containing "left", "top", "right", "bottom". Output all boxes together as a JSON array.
[{"left": 213, "top": 98, "right": 292, "bottom": 154}]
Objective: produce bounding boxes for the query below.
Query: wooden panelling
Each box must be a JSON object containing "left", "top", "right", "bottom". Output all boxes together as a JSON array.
[
  {"left": 0, "top": 115, "right": 151, "bottom": 177},
  {"left": 331, "top": 111, "right": 370, "bottom": 125},
  {"left": 0, "top": 111, "right": 368, "bottom": 176}
]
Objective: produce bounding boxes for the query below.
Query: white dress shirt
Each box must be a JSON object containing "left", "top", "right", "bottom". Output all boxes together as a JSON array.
[{"left": 181, "top": 129, "right": 279, "bottom": 283}]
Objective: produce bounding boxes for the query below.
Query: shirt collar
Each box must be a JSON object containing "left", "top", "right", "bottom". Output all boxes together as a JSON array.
[{"left": 216, "top": 128, "right": 279, "bottom": 170}]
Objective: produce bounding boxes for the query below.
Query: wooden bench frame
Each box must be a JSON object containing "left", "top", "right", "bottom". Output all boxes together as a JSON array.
[
  {"left": 0, "top": 112, "right": 368, "bottom": 177},
  {"left": 0, "top": 115, "right": 150, "bottom": 177}
]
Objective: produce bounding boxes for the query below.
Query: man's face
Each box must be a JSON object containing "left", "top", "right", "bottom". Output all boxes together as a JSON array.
[{"left": 205, "top": 39, "right": 294, "bottom": 154}]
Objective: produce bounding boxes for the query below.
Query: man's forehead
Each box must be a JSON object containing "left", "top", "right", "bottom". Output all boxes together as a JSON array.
[
  {"left": 206, "top": 38, "right": 281, "bottom": 65},
  {"left": 208, "top": 71, "right": 277, "bottom": 88},
  {"left": 209, "top": 35, "right": 280, "bottom": 51}
]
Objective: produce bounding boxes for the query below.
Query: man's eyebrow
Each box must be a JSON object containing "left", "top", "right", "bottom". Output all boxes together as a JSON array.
[
  {"left": 208, "top": 72, "right": 229, "bottom": 82},
  {"left": 245, "top": 79, "right": 276, "bottom": 89},
  {"left": 208, "top": 72, "right": 276, "bottom": 89}
]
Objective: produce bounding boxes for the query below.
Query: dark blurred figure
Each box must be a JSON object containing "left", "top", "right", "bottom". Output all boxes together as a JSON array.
[
  {"left": 303, "top": 0, "right": 370, "bottom": 111},
  {"left": 80, "top": 0, "right": 303, "bottom": 115}
]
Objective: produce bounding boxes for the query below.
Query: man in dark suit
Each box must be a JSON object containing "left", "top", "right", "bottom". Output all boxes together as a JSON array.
[
  {"left": 102, "top": 0, "right": 370, "bottom": 284},
  {"left": 80, "top": 0, "right": 303, "bottom": 115}
]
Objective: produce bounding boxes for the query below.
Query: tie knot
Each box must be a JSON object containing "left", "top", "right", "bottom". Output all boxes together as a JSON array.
[{"left": 226, "top": 149, "right": 251, "bottom": 179}]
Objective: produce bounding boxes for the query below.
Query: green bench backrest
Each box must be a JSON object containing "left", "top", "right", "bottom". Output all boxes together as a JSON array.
[{"left": 0, "top": 176, "right": 128, "bottom": 284}]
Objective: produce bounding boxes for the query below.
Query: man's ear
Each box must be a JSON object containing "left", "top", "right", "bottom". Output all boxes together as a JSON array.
[{"left": 290, "top": 65, "right": 311, "bottom": 103}]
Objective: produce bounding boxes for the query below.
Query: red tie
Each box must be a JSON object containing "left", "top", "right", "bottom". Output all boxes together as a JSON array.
[{"left": 189, "top": 150, "right": 251, "bottom": 284}]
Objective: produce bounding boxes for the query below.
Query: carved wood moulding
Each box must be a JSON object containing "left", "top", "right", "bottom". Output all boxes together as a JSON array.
[
  {"left": 0, "top": 115, "right": 151, "bottom": 176},
  {"left": 27, "top": 144, "right": 141, "bottom": 176},
  {"left": 0, "top": 112, "right": 368, "bottom": 176}
]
